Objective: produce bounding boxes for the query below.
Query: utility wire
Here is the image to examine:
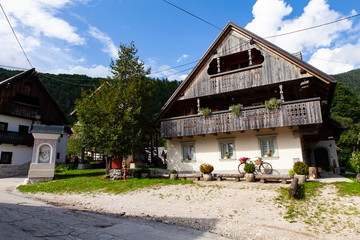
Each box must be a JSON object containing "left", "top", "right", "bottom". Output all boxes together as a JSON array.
[
  {"left": 0, "top": 64, "right": 29, "bottom": 70},
  {"left": 0, "top": 4, "right": 33, "bottom": 68},
  {"left": 39, "top": 74, "right": 101, "bottom": 87},
  {"left": 265, "top": 13, "right": 360, "bottom": 39},
  {"left": 162, "top": 0, "right": 222, "bottom": 30}
]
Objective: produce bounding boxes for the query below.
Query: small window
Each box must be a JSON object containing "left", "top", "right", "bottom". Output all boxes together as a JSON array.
[
  {"left": 219, "top": 139, "right": 235, "bottom": 160},
  {"left": 182, "top": 142, "right": 195, "bottom": 162},
  {"left": 0, "top": 122, "right": 8, "bottom": 131},
  {"left": 258, "top": 135, "right": 278, "bottom": 158},
  {"left": 56, "top": 152, "right": 60, "bottom": 160},
  {"left": 0, "top": 152, "right": 12, "bottom": 164},
  {"left": 19, "top": 125, "right": 29, "bottom": 133}
]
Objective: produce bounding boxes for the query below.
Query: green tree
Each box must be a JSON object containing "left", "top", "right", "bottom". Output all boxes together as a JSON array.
[{"left": 75, "top": 42, "right": 153, "bottom": 173}]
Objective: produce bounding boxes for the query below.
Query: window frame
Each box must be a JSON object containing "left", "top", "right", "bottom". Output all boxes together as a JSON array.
[
  {"left": 0, "top": 152, "right": 13, "bottom": 164},
  {"left": 218, "top": 138, "right": 236, "bottom": 161},
  {"left": 181, "top": 142, "right": 196, "bottom": 162},
  {"left": 257, "top": 135, "right": 278, "bottom": 159},
  {"left": 0, "top": 122, "right": 8, "bottom": 131}
]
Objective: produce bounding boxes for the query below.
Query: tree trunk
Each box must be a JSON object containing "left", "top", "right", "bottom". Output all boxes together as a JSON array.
[
  {"left": 357, "top": 173, "right": 360, "bottom": 183},
  {"left": 288, "top": 177, "right": 299, "bottom": 197},
  {"left": 105, "top": 156, "right": 112, "bottom": 178}
]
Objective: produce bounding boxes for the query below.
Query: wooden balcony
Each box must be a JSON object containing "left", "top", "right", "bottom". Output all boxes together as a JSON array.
[
  {"left": 161, "top": 98, "right": 322, "bottom": 138},
  {"left": 0, "top": 130, "right": 34, "bottom": 146}
]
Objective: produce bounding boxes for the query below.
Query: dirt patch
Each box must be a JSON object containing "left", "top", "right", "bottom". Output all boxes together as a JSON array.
[{"left": 25, "top": 181, "right": 360, "bottom": 240}]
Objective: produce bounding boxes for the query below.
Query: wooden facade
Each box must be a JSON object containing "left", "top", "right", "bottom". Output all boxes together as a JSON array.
[
  {"left": 0, "top": 69, "right": 70, "bottom": 128},
  {"left": 155, "top": 22, "right": 337, "bottom": 140},
  {"left": 161, "top": 98, "right": 322, "bottom": 139}
]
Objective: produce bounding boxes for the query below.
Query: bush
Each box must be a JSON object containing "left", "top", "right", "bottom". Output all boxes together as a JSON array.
[
  {"left": 350, "top": 151, "right": 360, "bottom": 172},
  {"left": 293, "top": 162, "right": 309, "bottom": 175},
  {"left": 170, "top": 169, "right": 178, "bottom": 174},
  {"left": 288, "top": 169, "right": 295, "bottom": 175},
  {"left": 244, "top": 163, "right": 255, "bottom": 173},
  {"left": 200, "top": 163, "right": 214, "bottom": 174}
]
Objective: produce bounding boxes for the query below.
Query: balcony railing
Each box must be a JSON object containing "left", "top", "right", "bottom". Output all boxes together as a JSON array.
[
  {"left": 0, "top": 131, "right": 34, "bottom": 146},
  {"left": 161, "top": 98, "right": 322, "bottom": 138}
]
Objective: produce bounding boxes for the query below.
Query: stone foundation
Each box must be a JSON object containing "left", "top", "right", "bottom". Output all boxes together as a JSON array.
[{"left": 0, "top": 162, "right": 30, "bottom": 178}]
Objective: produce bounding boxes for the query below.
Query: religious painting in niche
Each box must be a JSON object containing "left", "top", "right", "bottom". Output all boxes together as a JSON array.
[{"left": 39, "top": 145, "right": 51, "bottom": 163}]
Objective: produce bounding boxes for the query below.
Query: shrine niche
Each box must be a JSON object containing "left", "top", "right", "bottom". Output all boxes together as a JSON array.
[{"left": 26, "top": 125, "right": 64, "bottom": 184}]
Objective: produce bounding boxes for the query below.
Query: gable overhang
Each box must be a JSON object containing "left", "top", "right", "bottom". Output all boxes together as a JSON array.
[{"left": 154, "top": 21, "right": 336, "bottom": 125}]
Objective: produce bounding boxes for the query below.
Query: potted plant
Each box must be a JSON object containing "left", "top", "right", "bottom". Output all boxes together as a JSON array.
[
  {"left": 200, "top": 107, "right": 211, "bottom": 118},
  {"left": 239, "top": 157, "right": 248, "bottom": 164},
  {"left": 265, "top": 98, "right": 280, "bottom": 112},
  {"left": 186, "top": 153, "right": 191, "bottom": 161},
  {"left": 244, "top": 163, "right": 255, "bottom": 182},
  {"left": 266, "top": 150, "right": 272, "bottom": 157},
  {"left": 200, "top": 163, "right": 214, "bottom": 181},
  {"left": 288, "top": 169, "right": 295, "bottom": 178},
  {"left": 350, "top": 152, "right": 360, "bottom": 183},
  {"left": 170, "top": 169, "right": 178, "bottom": 180},
  {"left": 225, "top": 152, "right": 230, "bottom": 159},
  {"left": 230, "top": 104, "right": 243, "bottom": 117},
  {"left": 293, "top": 161, "right": 309, "bottom": 184}
]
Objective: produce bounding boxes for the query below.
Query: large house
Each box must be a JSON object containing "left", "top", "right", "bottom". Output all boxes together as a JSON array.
[
  {"left": 154, "top": 22, "right": 344, "bottom": 174},
  {"left": 0, "top": 68, "right": 71, "bottom": 177}
]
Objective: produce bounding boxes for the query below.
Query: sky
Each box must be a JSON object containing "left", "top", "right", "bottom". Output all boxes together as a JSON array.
[{"left": 0, "top": 0, "right": 359, "bottom": 80}]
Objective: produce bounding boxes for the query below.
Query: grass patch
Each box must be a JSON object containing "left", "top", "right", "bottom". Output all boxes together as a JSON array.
[
  {"left": 333, "top": 173, "right": 360, "bottom": 196},
  {"left": 17, "top": 169, "right": 192, "bottom": 194}
]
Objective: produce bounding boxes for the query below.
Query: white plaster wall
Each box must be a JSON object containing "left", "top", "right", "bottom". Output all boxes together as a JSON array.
[
  {"left": 167, "top": 127, "right": 303, "bottom": 174},
  {"left": 56, "top": 133, "right": 69, "bottom": 163},
  {"left": 0, "top": 144, "right": 32, "bottom": 165},
  {"left": 0, "top": 114, "right": 32, "bottom": 132}
]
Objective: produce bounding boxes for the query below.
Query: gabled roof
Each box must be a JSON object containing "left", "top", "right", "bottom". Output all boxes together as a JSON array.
[
  {"left": 154, "top": 21, "right": 336, "bottom": 124},
  {"left": 0, "top": 68, "right": 72, "bottom": 133}
]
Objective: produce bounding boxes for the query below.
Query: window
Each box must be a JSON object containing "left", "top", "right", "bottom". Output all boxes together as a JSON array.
[
  {"left": 0, "top": 122, "right": 8, "bottom": 131},
  {"left": 18, "top": 125, "right": 29, "bottom": 133},
  {"left": 219, "top": 139, "right": 235, "bottom": 160},
  {"left": 0, "top": 152, "right": 12, "bottom": 164},
  {"left": 56, "top": 152, "right": 60, "bottom": 160},
  {"left": 258, "top": 135, "right": 278, "bottom": 158},
  {"left": 182, "top": 142, "right": 195, "bottom": 162}
]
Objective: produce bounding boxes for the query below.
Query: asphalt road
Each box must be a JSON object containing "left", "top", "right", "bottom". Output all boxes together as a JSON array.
[{"left": 0, "top": 176, "right": 231, "bottom": 240}]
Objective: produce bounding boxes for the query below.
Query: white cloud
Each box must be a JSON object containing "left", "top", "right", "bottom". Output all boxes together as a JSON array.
[
  {"left": 176, "top": 54, "right": 189, "bottom": 63},
  {"left": 1, "top": 0, "right": 85, "bottom": 45},
  {"left": 308, "top": 40, "right": 360, "bottom": 74},
  {"left": 245, "top": 0, "right": 357, "bottom": 74},
  {"left": 88, "top": 26, "right": 118, "bottom": 59},
  {"left": 146, "top": 57, "right": 188, "bottom": 81},
  {"left": 51, "top": 64, "right": 111, "bottom": 78}
]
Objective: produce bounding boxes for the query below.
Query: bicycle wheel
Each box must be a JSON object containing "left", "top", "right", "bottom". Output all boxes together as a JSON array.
[
  {"left": 238, "top": 163, "right": 246, "bottom": 174},
  {"left": 260, "top": 162, "right": 273, "bottom": 174}
]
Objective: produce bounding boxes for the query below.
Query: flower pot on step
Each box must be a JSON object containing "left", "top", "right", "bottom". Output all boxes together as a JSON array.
[
  {"left": 245, "top": 173, "right": 255, "bottom": 182},
  {"left": 203, "top": 173, "right": 213, "bottom": 181}
]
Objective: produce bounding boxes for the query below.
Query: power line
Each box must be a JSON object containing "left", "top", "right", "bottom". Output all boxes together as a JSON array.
[
  {"left": 310, "top": 57, "right": 357, "bottom": 65},
  {"left": 162, "top": 0, "right": 222, "bottom": 31},
  {"left": 39, "top": 74, "right": 101, "bottom": 87},
  {"left": 265, "top": 13, "right": 360, "bottom": 39},
  {"left": 0, "top": 4, "right": 33, "bottom": 68},
  {"left": 0, "top": 64, "right": 29, "bottom": 70}
]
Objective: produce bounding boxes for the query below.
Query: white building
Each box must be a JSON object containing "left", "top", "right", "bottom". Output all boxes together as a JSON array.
[
  {"left": 0, "top": 69, "right": 71, "bottom": 177},
  {"left": 154, "top": 22, "right": 344, "bottom": 174}
]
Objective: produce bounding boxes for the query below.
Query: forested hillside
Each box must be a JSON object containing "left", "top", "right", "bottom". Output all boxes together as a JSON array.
[
  {"left": 0, "top": 68, "right": 180, "bottom": 123},
  {"left": 333, "top": 69, "right": 360, "bottom": 97}
]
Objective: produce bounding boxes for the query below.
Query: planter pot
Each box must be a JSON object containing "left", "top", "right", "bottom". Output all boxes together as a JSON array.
[
  {"left": 202, "top": 173, "right": 213, "bottom": 181},
  {"left": 170, "top": 174, "right": 177, "bottom": 180},
  {"left": 356, "top": 173, "right": 360, "bottom": 183},
  {"left": 294, "top": 174, "right": 306, "bottom": 184},
  {"left": 245, "top": 173, "right": 255, "bottom": 182}
]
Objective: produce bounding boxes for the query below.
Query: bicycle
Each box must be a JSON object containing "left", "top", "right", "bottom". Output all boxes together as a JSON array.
[{"left": 238, "top": 157, "right": 273, "bottom": 174}]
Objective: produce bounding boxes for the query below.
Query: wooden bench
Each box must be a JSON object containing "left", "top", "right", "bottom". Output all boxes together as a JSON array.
[
  {"left": 213, "top": 173, "right": 244, "bottom": 181},
  {"left": 177, "top": 174, "right": 202, "bottom": 181},
  {"left": 255, "top": 174, "right": 293, "bottom": 184}
]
